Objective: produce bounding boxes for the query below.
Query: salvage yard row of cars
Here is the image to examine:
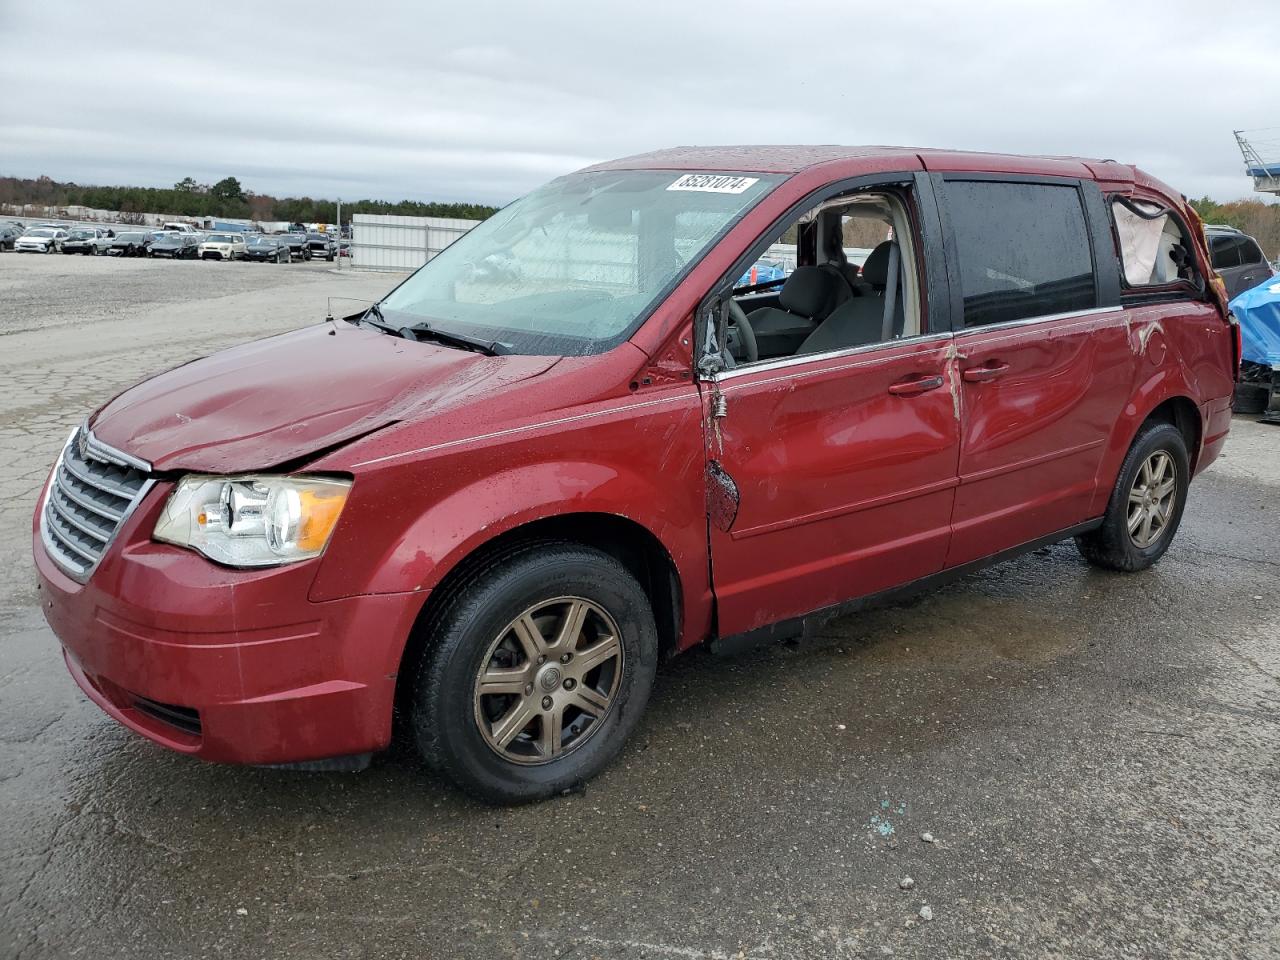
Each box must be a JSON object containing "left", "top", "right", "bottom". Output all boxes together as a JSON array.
[{"left": 0, "top": 219, "right": 342, "bottom": 262}]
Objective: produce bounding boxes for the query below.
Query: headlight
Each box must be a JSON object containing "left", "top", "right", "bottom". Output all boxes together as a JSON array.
[{"left": 153, "top": 475, "right": 351, "bottom": 567}]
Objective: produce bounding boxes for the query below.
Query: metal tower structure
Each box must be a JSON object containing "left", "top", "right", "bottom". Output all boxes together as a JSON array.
[{"left": 1234, "top": 128, "right": 1280, "bottom": 195}]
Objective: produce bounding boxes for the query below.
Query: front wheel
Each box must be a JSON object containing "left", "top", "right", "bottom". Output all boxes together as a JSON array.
[
  {"left": 1075, "top": 420, "right": 1189, "bottom": 572},
  {"left": 410, "top": 542, "right": 658, "bottom": 804}
]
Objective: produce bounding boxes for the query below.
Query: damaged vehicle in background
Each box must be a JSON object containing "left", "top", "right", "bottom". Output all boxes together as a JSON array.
[
  {"left": 107, "top": 231, "right": 158, "bottom": 257},
  {"left": 34, "top": 147, "right": 1236, "bottom": 804},
  {"left": 15, "top": 227, "right": 69, "bottom": 254},
  {"left": 276, "top": 232, "right": 312, "bottom": 261},
  {"left": 148, "top": 232, "right": 202, "bottom": 259},
  {"left": 243, "top": 234, "right": 292, "bottom": 263},
  {"left": 307, "top": 231, "right": 337, "bottom": 262},
  {"left": 62, "top": 227, "right": 115, "bottom": 255}
]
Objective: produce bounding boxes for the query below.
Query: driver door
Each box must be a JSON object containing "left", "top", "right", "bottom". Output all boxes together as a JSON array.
[{"left": 703, "top": 176, "right": 961, "bottom": 637}]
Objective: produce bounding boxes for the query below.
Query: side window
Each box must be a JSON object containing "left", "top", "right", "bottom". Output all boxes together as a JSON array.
[
  {"left": 1112, "top": 198, "right": 1199, "bottom": 288},
  {"left": 1210, "top": 235, "right": 1243, "bottom": 270},
  {"left": 721, "top": 188, "right": 925, "bottom": 366},
  {"left": 944, "top": 181, "right": 1096, "bottom": 328},
  {"left": 1241, "top": 239, "right": 1265, "bottom": 265}
]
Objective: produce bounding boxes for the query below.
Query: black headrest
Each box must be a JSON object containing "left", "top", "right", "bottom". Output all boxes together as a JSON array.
[
  {"left": 862, "top": 240, "right": 897, "bottom": 287},
  {"left": 779, "top": 266, "right": 839, "bottom": 318}
]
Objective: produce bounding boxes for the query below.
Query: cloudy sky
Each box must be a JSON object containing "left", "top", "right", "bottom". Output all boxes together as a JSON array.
[{"left": 2, "top": 1, "right": 1277, "bottom": 206}]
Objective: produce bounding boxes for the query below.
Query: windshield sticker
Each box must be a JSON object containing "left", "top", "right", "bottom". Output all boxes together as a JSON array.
[{"left": 667, "top": 174, "right": 760, "bottom": 194}]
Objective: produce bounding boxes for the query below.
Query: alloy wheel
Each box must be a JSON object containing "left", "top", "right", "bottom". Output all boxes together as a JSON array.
[
  {"left": 1127, "top": 450, "right": 1176, "bottom": 548},
  {"left": 472, "top": 596, "right": 623, "bottom": 765}
]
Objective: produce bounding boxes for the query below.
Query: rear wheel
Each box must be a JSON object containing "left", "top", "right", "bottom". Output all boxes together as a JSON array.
[
  {"left": 1075, "top": 420, "right": 1189, "bottom": 572},
  {"left": 410, "top": 542, "right": 658, "bottom": 804}
]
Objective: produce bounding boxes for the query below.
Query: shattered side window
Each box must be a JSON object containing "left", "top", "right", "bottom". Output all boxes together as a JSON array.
[{"left": 1112, "top": 199, "right": 1192, "bottom": 287}]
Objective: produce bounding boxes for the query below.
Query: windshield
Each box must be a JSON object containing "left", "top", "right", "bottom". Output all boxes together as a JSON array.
[
  {"left": 28, "top": 229, "right": 56, "bottom": 238},
  {"left": 117, "top": 232, "right": 144, "bottom": 241},
  {"left": 69, "top": 230, "right": 93, "bottom": 239},
  {"left": 205, "top": 234, "right": 236, "bottom": 243},
  {"left": 379, "top": 169, "right": 781, "bottom": 355}
]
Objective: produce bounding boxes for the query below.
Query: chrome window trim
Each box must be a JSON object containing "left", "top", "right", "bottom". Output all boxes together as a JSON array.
[
  {"left": 706, "top": 331, "right": 955, "bottom": 383},
  {"left": 40, "top": 426, "right": 155, "bottom": 584},
  {"left": 952, "top": 305, "right": 1122, "bottom": 338}
]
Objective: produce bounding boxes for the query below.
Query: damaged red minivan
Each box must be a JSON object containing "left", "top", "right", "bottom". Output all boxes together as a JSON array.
[{"left": 34, "top": 147, "right": 1236, "bottom": 803}]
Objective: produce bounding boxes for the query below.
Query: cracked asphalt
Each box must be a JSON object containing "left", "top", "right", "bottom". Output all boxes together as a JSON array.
[{"left": 1, "top": 254, "right": 1278, "bottom": 959}]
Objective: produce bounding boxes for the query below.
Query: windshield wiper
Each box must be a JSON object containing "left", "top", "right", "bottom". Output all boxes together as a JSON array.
[
  {"left": 358, "top": 305, "right": 506, "bottom": 356},
  {"left": 400, "top": 322, "right": 507, "bottom": 356}
]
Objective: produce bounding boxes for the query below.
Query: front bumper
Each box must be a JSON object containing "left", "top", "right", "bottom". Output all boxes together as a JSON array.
[
  {"left": 200, "top": 249, "right": 231, "bottom": 260},
  {"left": 16, "top": 242, "right": 49, "bottom": 252},
  {"left": 33, "top": 480, "right": 424, "bottom": 765}
]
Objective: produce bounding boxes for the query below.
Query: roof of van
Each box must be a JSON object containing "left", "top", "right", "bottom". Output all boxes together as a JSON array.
[{"left": 585, "top": 145, "right": 1180, "bottom": 199}]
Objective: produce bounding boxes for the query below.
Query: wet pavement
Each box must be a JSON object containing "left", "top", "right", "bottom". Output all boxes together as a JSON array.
[{"left": 2, "top": 255, "right": 1278, "bottom": 959}]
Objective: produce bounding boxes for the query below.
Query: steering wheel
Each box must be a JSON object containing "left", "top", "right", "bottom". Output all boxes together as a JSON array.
[{"left": 726, "top": 298, "right": 758, "bottom": 364}]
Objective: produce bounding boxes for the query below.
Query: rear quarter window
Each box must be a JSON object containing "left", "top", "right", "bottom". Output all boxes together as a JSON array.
[{"left": 943, "top": 180, "right": 1096, "bottom": 328}]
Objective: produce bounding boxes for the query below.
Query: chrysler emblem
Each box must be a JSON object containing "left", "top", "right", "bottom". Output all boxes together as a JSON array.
[{"left": 76, "top": 430, "right": 89, "bottom": 461}]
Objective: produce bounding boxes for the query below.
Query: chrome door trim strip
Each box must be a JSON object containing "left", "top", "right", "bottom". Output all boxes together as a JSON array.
[
  {"left": 708, "top": 331, "right": 956, "bottom": 384},
  {"left": 952, "top": 305, "right": 1123, "bottom": 339}
]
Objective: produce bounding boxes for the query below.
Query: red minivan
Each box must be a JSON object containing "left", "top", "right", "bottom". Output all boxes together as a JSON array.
[{"left": 34, "top": 147, "right": 1236, "bottom": 803}]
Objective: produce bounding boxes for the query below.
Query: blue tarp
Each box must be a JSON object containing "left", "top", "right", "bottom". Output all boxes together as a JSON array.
[
  {"left": 1246, "top": 163, "right": 1280, "bottom": 178},
  {"left": 1230, "top": 277, "right": 1280, "bottom": 366}
]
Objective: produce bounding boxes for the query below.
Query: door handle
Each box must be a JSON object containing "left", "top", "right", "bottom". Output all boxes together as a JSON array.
[
  {"left": 962, "top": 362, "right": 1010, "bottom": 383},
  {"left": 888, "top": 374, "right": 945, "bottom": 396}
]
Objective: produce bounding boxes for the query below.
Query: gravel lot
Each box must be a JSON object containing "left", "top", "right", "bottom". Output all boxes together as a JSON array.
[{"left": 1, "top": 254, "right": 1278, "bottom": 959}]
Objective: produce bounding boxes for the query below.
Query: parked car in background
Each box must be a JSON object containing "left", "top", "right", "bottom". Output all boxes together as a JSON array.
[
  {"left": 1205, "top": 224, "right": 1274, "bottom": 299},
  {"left": 277, "top": 232, "right": 312, "bottom": 261},
  {"left": 62, "top": 227, "right": 115, "bottom": 256},
  {"left": 198, "top": 233, "right": 246, "bottom": 261},
  {"left": 107, "top": 231, "right": 158, "bottom": 257},
  {"left": 15, "top": 227, "right": 69, "bottom": 253},
  {"left": 31, "top": 146, "right": 1237, "bottom": 804},
  {"left": 149, "top": 232, "right": 202, "bottom": 259},
  {"left": 243, "top": 234, "right": 292, "bottom": 263},
  {"left": 737, "top": 259, "right": 788, "bottom": 288},
  {"left": 0, "top": 224, "right": 20, "bottom": 251},
  {"left": 162, "top": 222, "right": 201, "bottom": 234},
  {"left": 307, "top": 231, "right": 337, "bottom": 261}
]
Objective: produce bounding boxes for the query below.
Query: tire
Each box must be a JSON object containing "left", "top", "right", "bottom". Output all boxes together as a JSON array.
[
  {"left": 1233, "top": 382, "right": 1268, "bottom": 415},
  {"left": 1075, "top": 420, "right": 1189, "bottom": 572},
  {"left": 45, "top": 244, "right": 54, "bottom": 254},
  {"left": 410, "top": 542, "right": 658, "bottom": 804}
]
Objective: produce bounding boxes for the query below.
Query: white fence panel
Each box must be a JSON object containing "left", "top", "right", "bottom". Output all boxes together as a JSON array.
[{"left": 350, "top": 214, "right": 480, "bottom": 273}]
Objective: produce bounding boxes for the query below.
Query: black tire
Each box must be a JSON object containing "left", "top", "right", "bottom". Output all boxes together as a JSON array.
[
  {"left": 410, "top": 542, "right": 658, "bottom": 804},
  {"left": 1233, "top": 382, "right": 1268, "bottom": 415},
  {"left": 1075, "top": 420, "right": 1189, "bottom": 572}
]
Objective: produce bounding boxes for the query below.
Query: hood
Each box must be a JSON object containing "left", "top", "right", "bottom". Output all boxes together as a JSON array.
[{"left": 90, "top": 322, "right": 559, "bottom": 472}]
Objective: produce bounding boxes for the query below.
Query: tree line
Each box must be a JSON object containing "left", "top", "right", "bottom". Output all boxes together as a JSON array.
[{"left": 0, "top": 175, "right": 499, "bottom": 224}]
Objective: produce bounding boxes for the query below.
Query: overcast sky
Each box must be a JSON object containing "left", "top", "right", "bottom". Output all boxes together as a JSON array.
[{"left": 2, "top": 1, "right": 1277, "bottom": 206}]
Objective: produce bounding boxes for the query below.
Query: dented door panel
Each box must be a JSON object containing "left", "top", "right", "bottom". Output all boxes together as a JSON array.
[
  {"left": 947, "top": 310, "right": 1134, "bottom": 565},
  {"left": 704, "top": 336, "right": 960, "bottom": 636}
]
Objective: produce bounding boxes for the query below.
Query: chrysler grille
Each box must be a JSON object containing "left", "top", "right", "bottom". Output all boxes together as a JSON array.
[{"left": 41, "top": 427, "right": 153, "bottom": 581}]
